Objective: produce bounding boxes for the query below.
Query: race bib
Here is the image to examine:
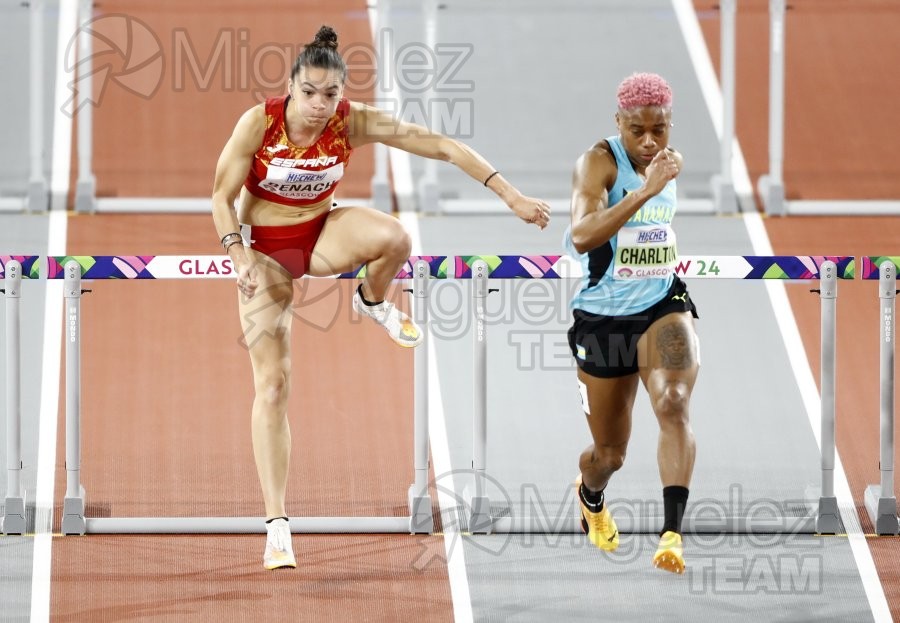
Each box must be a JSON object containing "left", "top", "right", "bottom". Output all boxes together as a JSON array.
[
  {"left": 613, "top": 225, "right": 678, "bottom": 280},
  {"left": 259, "top": 162, "right": 344, "bottom": 200}
]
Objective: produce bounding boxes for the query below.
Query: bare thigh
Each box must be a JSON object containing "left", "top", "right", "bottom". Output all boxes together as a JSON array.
[
  {"left": 307, "top": 206, "right": 409, "bottom": 277},
  {"left": 239, "top": 248, "right": 296, "bottom": 379},
  {"left": 637, "top": 312, "right": 700, "bottom": 402}
]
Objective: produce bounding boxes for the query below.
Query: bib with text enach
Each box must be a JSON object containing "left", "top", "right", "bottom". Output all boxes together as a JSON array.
[
  {"left": 259, "top": 161, "right": 344, "bottom": 201},
  {"left": 612, "top": 225, "right": 678, "bottom": 280}
]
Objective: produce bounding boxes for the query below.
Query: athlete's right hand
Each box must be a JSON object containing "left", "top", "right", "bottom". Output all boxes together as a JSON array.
[
  {"left": 643, "top": 149, "right": 679, "bottom": 196},
  {"left": 236, "top": 262, "right": 259, "bottom": 299}
]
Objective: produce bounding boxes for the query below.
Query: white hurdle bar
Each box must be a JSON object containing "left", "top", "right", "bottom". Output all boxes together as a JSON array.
[
  {"left": 864, "top": 260, "right": 898, "bottom": 535},
  {"left": 710, "top": 0, "right": 738, "bottom": 214},
  {"left": 1, "top": 1, "right": 48, "bottom": 212},
  {"left": 58, "top": 257, "right": 435, "bottom": 534},
  {"left": 27, "top": 0, "right": 48, "bottom": 212},
  {"left": 73, "top": 0, "right": 96, "bottom": 214},
  {"left": 467, "top": 255, "right": 850, "bottom": 534},
  {"left": 2, "top": 261, "right": 26, "bottom": 534},
  {"left": 758, "top": 0, "right": 787, "bottom": 215}
]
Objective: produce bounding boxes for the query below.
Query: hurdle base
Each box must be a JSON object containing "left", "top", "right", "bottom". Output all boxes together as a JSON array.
[
  {"left": 816, "top": 496, "right": 841, "bottom": 535},
  {"left": 3, "top": 496, "right": 26, "bottom": 535},
  {"left": 417, "top": 178, "right": 440, "bottom": 215},
  {"left": 758, "top": 174, "right": 785, "bottom": 216},
  {"left": 864, "top": 485, "right": 899, "bottom": 535},
  {"left": 711, "top": 174, "right": 738, "bottom": 214},
  {"left": 83, "top": 516, "right": 413, "bottom": 534},
  {"left": 408, "top": 486, "right": 434, "bottom": 534},
  {"left": 62, "top": 488, "right": 86, "bottom": 535},
  {"left": 27, "top": 179, "right": 49, "bottom": 213},
  {"left": 371, "top": 178, "right": 392, "bottom": 213},
  {"left": 75, "top": 176, "right": 96, "bottom": 214},
  {"left": 467, "top": 496, "right": 493, "bottom": 535}
]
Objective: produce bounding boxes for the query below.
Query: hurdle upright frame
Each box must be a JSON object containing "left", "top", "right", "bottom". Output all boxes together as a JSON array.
[
  {"left": 3, "top": 260, "right": 25, "bottom": 533},
  {"left": 55, "top": 256, "right": 440, "bottom": 535},
  {"left": 462, "top": 255, "right": 853, "bottom": 535},
  {"left": 864, "top": 258, "right": 899, "bottom": 535},
  {"left": 2, "top": 257, "right": 41, "bottom": 534}
]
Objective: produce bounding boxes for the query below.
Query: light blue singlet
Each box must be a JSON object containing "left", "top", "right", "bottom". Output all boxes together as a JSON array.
[{"left": 564, "top": 135, "right": 679, "bottom": 316}]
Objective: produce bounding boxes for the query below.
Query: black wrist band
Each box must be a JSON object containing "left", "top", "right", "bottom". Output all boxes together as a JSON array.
[{"left": 483, "top": 171, "right": 500, "bottom": 187}]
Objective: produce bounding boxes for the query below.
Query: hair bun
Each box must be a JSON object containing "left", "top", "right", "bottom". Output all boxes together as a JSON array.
[{"left": 313, "top": 25, "right": 338, "bottom": 49}]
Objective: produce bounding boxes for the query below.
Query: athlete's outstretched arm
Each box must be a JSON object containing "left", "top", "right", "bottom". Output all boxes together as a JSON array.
[
  {"left": 348, "top": 102, "right": 550, "bottom": 229},
  {"left": 212, "top": 105, "right": 266, "bottom": 296},
  {"left": 569, "top": 146, "right": 678, "bottom": 254}
]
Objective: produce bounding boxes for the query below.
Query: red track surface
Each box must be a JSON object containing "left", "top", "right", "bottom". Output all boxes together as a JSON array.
[
  {"left": 51, "top": 215, "right": 453, "bottom": 621},
  {"left": 52, "top": 1, "right": 453, "bottom": 618}
]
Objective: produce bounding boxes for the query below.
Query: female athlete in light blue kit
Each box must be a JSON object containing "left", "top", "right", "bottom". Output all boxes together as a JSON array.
[{"left": 565, "top": 72, "right": 700, "bottom": 574}]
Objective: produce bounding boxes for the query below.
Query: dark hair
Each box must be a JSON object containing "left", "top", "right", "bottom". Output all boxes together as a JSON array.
[{"left": 291, "top": 26, "right": 346, "bottom": 81}]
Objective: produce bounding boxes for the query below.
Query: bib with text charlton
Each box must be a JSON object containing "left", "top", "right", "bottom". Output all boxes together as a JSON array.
[{"left": 613, "top": 225, "right": 678, "bottom": 280}]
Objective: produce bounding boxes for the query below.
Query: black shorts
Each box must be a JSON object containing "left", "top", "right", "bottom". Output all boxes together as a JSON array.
[{"left": 567, "top": 276, "right": 699, "bottom": 378}]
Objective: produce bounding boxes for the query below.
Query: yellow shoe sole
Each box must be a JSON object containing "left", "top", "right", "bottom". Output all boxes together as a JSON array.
[
  {"left": 652, "top": 549, "right": 684, "bottom": 574},
  {"left": 652, "top": 531, "right": 685, "bottom": 574}
]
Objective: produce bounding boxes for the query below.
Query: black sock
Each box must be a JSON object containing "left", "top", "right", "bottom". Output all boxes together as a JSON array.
[
  {"left": 266, "top": 516, "right": 288, "bottom": 524},
  {"left": 357, "top": 284, "right": 383, "bottom": 307},
  {"left": 662, "top": 486, "right": 689, "bottom": 535},
  {"left": 579, "top": 483, "right": 605, "bottom": 513}
]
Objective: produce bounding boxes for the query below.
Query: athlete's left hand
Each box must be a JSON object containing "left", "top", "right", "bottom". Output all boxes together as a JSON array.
[{"left": 509, "top": 196, "right": 551, "bottom": 230}]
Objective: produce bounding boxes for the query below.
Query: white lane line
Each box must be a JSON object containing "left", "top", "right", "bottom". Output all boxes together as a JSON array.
[
  {"left": 744, "top": 212, "right": 891, "bottom": 622},
  {"left": 671, "top": 0, "right": 753, "bottom": 203},
  {"left": 31, "top": 0, "right": 78, "bottom": 616},
  {"left": 30, "top": 210, "right": 67, "bottom": 622},
  {"left": 401, "top": 213, "right": 474, "bottom": 623},
  {"left": 49, "top": 0, "right": 77, "bottom": 211}
]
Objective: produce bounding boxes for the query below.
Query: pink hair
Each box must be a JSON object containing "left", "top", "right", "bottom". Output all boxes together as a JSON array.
[{"left": 616, "top": 73, "right": 673, "bottom": 110}]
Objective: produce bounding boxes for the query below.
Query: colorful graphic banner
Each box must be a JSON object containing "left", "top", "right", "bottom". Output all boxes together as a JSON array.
[
  {"left": 48, "top": 256, "right": 450, "bottom": 280},
  {"left": 339, "top": 256, "right": 450, "bottom": 280},
  {"left": 454, "top": 255, "right": 855, "bottom": 280},
  {"left": 861, "top": 256, "right": 900, "bottom": 280},
  {"left": 0, "top": 255, "right": 40, "bottom": 279}
]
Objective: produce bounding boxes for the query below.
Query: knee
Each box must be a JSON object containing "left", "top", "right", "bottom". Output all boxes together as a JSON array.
[
  {"left": 255, "top": 367, "right": 291, "bottom": 410},
  {"left": 654, "top": 383, "right": 691, "bottom": 427},
  {"left": 380, "top": 222, "right": 411, "bottom": 259}
]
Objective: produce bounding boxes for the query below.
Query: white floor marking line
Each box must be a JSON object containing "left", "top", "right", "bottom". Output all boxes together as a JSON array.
[
  {"left": 30, "top": 210, "right": 67, "bottom": 622},
  {"left": 49, "top": 0, "right": 77, "bottom": 212},
  {"left": 671, "top": 0, "right": 753, "bottom": 203},
  {"left": 31, "top": 0, "right": 78, "bottom": 616},
  {"left": 401, "top": 213, "right": 474, "bottom": 623}
]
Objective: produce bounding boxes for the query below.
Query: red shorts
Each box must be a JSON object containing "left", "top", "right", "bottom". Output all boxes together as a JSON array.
[{"left": 245, "top": 211, "right": 330, "bottom": 278}]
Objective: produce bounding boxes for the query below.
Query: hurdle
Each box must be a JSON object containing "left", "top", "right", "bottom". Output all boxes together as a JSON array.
[
  {"left": 863, "top": 257, "right": 899, "bottom": 535},
  {"left": 1, "top": 256, "right": 40, "bottom": 534},
  {"left": 460, "top": 254, "right": 855, "bottom": 534},
  {"left": 50, "top": 254, "right": 447, "bottom": 535}
]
